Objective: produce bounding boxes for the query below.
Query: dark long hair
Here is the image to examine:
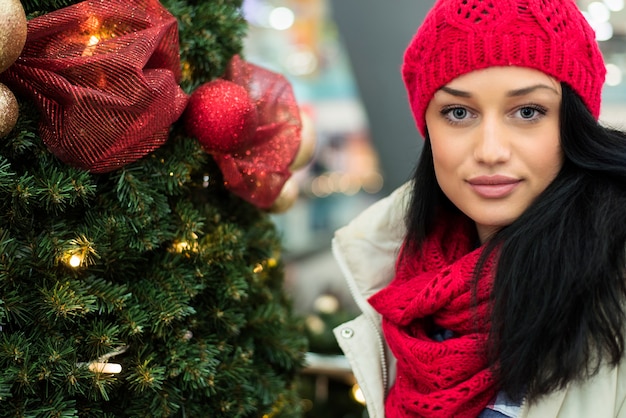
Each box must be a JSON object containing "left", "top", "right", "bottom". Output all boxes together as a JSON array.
[{"left": 404, "top": 84, "right": 626, "bottom": 402}]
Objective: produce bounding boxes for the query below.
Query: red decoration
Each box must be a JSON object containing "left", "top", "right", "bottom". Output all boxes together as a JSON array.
[
  {"left": 185, "top": 79, "right": 259, "bottom": 153},
  {"left": 0, "top": 0, "right": 188, "bottom": 173},
  {"left": 185, "top": 55, "right": 302, "bottom": 209}
]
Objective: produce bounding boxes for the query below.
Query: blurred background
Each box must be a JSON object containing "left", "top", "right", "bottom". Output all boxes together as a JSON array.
[{"left": 241, "top": 1, "right": 626, "bottom": 416}]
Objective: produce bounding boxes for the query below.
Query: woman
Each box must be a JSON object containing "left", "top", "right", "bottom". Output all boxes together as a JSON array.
[{"left": 332, "top": 0, "right": 626, "bottom": 417}]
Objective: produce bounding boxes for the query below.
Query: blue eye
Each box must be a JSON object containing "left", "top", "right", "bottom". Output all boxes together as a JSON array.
[
  {"left": 520, "top": 107, "right": 537, "bottom": 119},
  {"left": 514, "top": 105, "right": 547, "bottom": 121},
  {"left": 441, "top": 106, "right": 471, "bottom": 123},
  {"left": 452, "top": 108, "right": 467, "bottom": 119}
]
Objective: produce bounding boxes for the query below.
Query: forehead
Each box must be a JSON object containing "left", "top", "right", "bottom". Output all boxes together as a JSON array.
[{"left": 442, "top": 66, "right": 562, "bottom": 94}]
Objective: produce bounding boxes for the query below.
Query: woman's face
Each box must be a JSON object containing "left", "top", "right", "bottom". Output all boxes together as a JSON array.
[{"left": 425, "top": 66, "right": 563, "bottom": 243}]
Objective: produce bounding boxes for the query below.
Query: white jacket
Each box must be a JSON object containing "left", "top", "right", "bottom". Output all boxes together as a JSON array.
[{"left": 332, "top": 183, "right": 626, "bottom": 418}]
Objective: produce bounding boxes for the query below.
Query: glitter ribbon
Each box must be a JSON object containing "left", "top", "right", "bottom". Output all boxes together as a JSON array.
[
  {"left": 0, "top": 0, "right": 188, "bottom": 173},
  {"left": 214, "top": 55, "right": 302, "bottom": 209}
]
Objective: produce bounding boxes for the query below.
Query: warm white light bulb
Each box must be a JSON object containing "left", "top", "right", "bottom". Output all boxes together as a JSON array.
[
  {"left": 351, "top": 384, "right": 366, "bottom": 405},
  {"left": 173, "top": 241, "right": 189, "bottom": 252},
  {"left": 89, "top": 362, "right": 122, "bottom": 374},
  {"left": 69, "top": 254, "right": 82, "bottom": 267},
  {"left": 87, "top": 35, "right": 100, "bottom": 46}
]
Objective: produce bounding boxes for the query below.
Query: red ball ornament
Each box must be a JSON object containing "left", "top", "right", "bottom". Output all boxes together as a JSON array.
[{"left": 185, "top": 79, "right": 259, "bottom": 154}]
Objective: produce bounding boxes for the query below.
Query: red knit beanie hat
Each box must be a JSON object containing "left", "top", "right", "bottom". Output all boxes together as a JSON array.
[{"left": 403, "top": 0, "right": 607, "bottom": 137}]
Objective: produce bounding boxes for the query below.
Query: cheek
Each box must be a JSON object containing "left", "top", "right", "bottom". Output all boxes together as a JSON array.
[
  {"left": 429, "top": 132, "right": 473, "bottom": 198},
  {"left": 430, "top": 135, "right": 467, "bottom": 178},
  {"left": 431, "top": 146, "right": 451, "bottom": 184},
  {"left": 525, "top": 136, "right": 563, "bottom": 181},
  {"left": 431, "top": 147, "right": 464, "bottom": 196},
  {"left": 536, "top": 154, "right": 563, "bottom": 190}
]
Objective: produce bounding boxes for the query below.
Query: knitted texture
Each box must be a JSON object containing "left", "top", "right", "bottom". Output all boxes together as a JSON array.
[
  {"left": 403, "top": 0, "right": 606, "bottom": 137},
  {"left": 369, "top": 214, "right": 497, "bottom": 417}
]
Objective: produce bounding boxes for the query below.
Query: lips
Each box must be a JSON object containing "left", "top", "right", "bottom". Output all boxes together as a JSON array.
[{"left": 467, "top": 175, "right": 521, "bottom": 198}]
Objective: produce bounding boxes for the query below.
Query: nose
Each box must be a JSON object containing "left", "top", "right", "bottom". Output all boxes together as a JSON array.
[{"left": 473, "top": 116, "right": 511, "bottom": 165}]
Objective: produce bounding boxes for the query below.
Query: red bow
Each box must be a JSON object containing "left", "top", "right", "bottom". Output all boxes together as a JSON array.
[
  {"left": 211, "top": 55, "right": 302, "bottom": 209},
  {"left": 0, "top": 0, "right": 188, "bottom": 173}
]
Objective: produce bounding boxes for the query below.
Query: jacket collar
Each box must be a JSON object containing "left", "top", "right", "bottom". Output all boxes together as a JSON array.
[{"left": 332, "top": 182, "right": 411, "bottom": 312}]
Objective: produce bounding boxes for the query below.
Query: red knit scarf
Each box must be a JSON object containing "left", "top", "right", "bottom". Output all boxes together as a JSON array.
[{"left": 368, "top": 214, "right": 498, "bottom": 417}]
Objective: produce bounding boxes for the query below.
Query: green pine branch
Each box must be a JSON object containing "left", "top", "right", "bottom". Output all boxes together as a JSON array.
[{"left": 0, "top": 0, "right": 307, "bottom": 416}]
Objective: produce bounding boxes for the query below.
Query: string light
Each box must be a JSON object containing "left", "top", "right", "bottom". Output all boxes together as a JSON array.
[
  {"left": 79, "top": 346, "right": 127, "bottom": 374},
  {"left": 79, "top": 16, "right": 119, "bottom": 57},
  {"left": 88, "top": 362, "right": 122, "bottom": 374},
  {"left": 267, "top": 257, "right": 278, "bottom": 268},
  {"left": 82, "top": 34, "right": 100, "bottom": 57},
  {"left": 68, "top": 254, "right": 82, "bottom": 268},
  {"left": 62, "top": 236, "right": 97, "bottom": 268},
  {"left": 351, "top": 384, "right": 366, "bottom": 405},
  {"left": 172, "top": 240, "right": 191, "bottom": 252},
  {"left": 170, "top": 233, "right": 199, "bottom": 253}
]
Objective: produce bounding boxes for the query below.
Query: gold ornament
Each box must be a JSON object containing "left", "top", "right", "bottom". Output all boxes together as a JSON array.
[
  {"left": 0, "top": 0, "right": 28, "bottom": 73},
  {"left": 0, "top": 82, "right": 18, "bottom": 137},
  {"left": 268, "top": 177, "right": 299, "bottom": 213},
  {"left": 289, "top": 110, "right": 317, "bottom": 171}
]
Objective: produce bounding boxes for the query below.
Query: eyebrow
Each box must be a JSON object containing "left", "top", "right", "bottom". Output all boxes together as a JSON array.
[
  {"left": 439, "top": 84, "right": 559, "bottom": 98},
  {"left": 506, "top": 84, "right": 560, "bottom": 97}
]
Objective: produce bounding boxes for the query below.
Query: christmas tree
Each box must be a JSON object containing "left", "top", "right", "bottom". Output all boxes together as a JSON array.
[{"left": 0, "top": 0, "right": 309, "bottom": 416}]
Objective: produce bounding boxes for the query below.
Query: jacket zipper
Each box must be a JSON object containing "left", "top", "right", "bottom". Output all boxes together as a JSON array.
[{"left": 331, "top": 238, "right": 389, "bottom": 394}]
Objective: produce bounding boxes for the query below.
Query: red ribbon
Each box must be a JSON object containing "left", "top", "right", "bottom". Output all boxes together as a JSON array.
[
  {"left": 213, "top": 55, "right": 302, "bottom": 209},
  {"left": 0, "top": 0, "right": 188, "bottom": 173}
]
